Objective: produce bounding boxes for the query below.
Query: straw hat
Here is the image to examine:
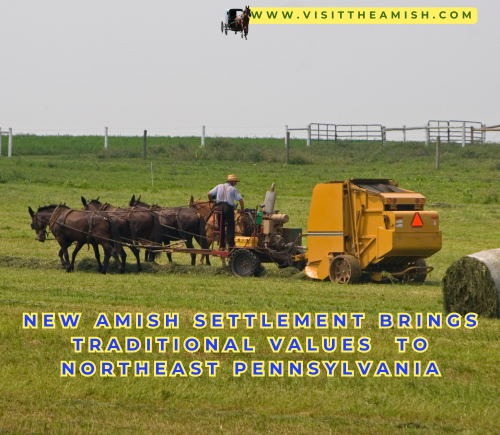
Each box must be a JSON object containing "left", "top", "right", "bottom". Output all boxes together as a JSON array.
[{"left": 227, "top": 174, "right": 239, "bottom": 182}]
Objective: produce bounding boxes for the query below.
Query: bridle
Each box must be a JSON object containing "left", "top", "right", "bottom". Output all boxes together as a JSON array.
[{"left": 32, "top": 213, "right": 50, "bottom": 241}]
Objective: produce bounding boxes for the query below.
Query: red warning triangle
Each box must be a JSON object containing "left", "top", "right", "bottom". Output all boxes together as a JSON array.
[{"left": 411, "top": 212, "right": 423, "bottom": 227}]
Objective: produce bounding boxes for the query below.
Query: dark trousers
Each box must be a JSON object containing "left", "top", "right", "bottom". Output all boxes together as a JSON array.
[{"left": 217, "top": 202, "right": 235, "bottom": 249}]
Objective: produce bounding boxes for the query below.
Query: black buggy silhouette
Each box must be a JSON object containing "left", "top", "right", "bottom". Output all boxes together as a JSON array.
[{"left": 221, "top": 7, "right": 251, "bottom": 39}]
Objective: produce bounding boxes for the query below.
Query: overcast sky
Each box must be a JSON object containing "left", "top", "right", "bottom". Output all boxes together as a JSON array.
[{"left": 1, "top": 0, "right": 498, "bottom": 141}]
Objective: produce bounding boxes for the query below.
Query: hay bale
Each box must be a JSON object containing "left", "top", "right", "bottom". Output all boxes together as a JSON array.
[{"left": 443, "top": 249, "right": 500, "bottom": 318}]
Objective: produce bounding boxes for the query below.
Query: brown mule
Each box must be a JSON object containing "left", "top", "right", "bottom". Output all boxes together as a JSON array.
[
  {"left": 81, "top": 197, "right": 142, "bottom": 272},
  {"left": 29, "top": 205, "right": 124, "bottom": 274},
  {"left": 130, "top": 195, "right": 211, "bottom": 266},
  {"left": 82, "top": 198, "right": 163, "bottom": 262}
]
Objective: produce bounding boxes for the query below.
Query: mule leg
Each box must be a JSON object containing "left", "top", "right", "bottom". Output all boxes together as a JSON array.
[
  {"left": 104, "top": 242, "right": 124, "bottom": 274},
  {"left": 101, "top": 251, "right": 110, "bottom": 274},
  {"left": 184, "top": 237, "right": 196, "bottom": 266},
  {"left": 129, "top": 246, "right": 142, "bottom": 272},
  {"left": 113, "top": 250, "right": 124, "bottom": 274},
  {"left": 195, "top": 235, "right": 211, "bottom": 266},
  {"left": 199, "top": 254, "right": 211, "bottom": 266},
  {"left": 145, "top": 248, "right": 158, "bottom": 262},
  {"left": 144, "top": 246, "right": 154, "bottom": 262},
  {"left": 164, "top": 237, "right": 173, "bottom": 262},
  {"left": 58, "top": 240, "right": 71, "bottom": 272},
  {"left": 58, "top": 248, "right": 67, "bottom": 269},
  {"left": 121, "top": 250, "right": 127, "bottom": 272},
  {"left": 69, "top": 242, "right": 84, "bottom": 272},
  {"left": 92, "top": 244, "right": 103, "bottom": 273}
]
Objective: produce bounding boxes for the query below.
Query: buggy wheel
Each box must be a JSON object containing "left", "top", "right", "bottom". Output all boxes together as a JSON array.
[
  {"left": 413, "top": 258, "right": 427, "bottom": 283},
  {"left": 225, "top": 28, "right": 228, "bottom": 35},
  {"left": 229, "top": 249, "right": 261, "bottom": 277},
  {"left": 241, "top": 31, "right": 243, "bottom": 38},
  {"left": 329, "top": 255, "right": 361, "bottom": 284},
  {"left": 221, "top": 21, "right": 223, "bottom": 33}
]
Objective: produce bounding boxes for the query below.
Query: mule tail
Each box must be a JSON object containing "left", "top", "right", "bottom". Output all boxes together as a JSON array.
[
  {"left": 125, "top": 218, "right": 139, "bottom": 246},
  {"left": 198, "top": 216, "right": 210, "bottom": 250},
  {"left": 150, "top": 211, "right": 163, "bottom": 260},
  {"left": 108, "top": 217, "right": 124, "bottom": 257}
]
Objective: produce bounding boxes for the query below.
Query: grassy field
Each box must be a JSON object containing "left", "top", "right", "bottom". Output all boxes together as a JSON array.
[{"left": 1, "top": 135, "right": 500, "bottom": 434}]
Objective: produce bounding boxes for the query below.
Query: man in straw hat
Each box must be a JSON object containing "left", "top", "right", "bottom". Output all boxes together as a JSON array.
[{"left": 208, "top": 174, "right": 244, "bottom": 250}]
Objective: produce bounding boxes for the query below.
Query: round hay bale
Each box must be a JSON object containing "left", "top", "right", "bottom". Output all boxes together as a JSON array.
[{"left": 442, "top": 249, "right": 500, "bottom": 318}]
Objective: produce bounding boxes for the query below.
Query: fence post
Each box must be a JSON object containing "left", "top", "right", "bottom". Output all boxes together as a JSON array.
[
  {"left": 425, "top": 127, "right": 429, "bottom": 147},
  {"left": 143, "top": 130, "right": 147, "bottom": 159},
  {"left": 482, "top": 124, "right": 486, "bottom": 143},
  {"left": 201, "top": 125, "right": 205, "bottom": 147},
  {"left": 436, "top": 136, "right": 440, "bottom": 170},
  {"left": 104, "top": 127, "right": 108, "bottom": 149},
  {"left": 8, "top": 128, "right": 12, "bottom": 157},
  {"left": 381, "top": 126, "right": 386, "bottom": 147},
  {"left": 284, "top": 125, "right": 288, "bottom": 148},
  {"left": 470, "top": 127, "right": 474, "bottom": 144},
  {"left": 285, "top": 131, "right": 290, "bottom": 163},
  {"left": 462, "top": 122, "right": 466, "bottom": 147},
  {"left": 403, "top": 125, "right": 406, "bottom": 143},
  {"left": 307, "top": 124, "right": 311, "bottom": 147},
  {"left": 0, "top": 127, "right": 2, "bottom": 157}
]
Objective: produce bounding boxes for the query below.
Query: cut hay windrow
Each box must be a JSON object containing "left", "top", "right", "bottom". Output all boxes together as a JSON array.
[{"left": 442, "top": 249, "right": 500, "bottom": 318}]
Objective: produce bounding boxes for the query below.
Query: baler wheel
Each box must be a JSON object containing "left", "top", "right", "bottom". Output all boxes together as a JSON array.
[
  {"left": 229, "top": 249, "right": 261, "bottom": 278},
  {"left": 329, "top": 255, "right": 362, "bottom": 284},
  {"left": 413, "top": 258, "right": 427, "bottom": 283}
]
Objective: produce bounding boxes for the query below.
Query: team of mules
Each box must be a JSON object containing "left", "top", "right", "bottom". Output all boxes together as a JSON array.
[
  {"left": 129, "top": 195, "right": 211, "bottom": 266},
  {"left": 28, "top": 196, "right": 243, "bottom": 273}
]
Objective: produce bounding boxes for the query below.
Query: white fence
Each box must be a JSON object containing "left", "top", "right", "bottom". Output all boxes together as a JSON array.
[
  {"left": 0, "top": 128, "right": 13, "bottom": 157},
  {"left": 2, "top": 122, "right": 500, "bottom": 158},
  {"left": 308, "top": 120, "right": 499, "bottom": 147}
]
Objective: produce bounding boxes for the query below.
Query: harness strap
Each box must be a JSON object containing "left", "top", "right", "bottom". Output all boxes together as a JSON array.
[
  {"left": 86, "top": 212, "right": 94, "bottom": 244},
  {"left": 49, "top": 205, "right": 65, "bottom": 231}
]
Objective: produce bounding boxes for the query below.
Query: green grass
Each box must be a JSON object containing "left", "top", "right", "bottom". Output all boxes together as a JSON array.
[{"left": 1, "top": 136, "right": 500, "bottom": 434}]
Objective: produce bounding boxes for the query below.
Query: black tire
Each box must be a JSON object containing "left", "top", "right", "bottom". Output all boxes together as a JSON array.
[
  {"left": 329, "top": 255, "right": 362, "bottom": 284},
  {"left": 225, "top": 28, "right": 228, "bottom": 35},
  {"left": 221, "top": 21, "right": 223, "bottom": 33},
  {"left": 229, "top": 249, "right": 261, "bottom": 278},
  {"left": 414, "top": 258, "right": 427, "bottom": 283}
]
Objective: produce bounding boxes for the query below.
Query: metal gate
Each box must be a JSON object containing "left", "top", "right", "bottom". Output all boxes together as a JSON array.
[
  {"left": 428, "top": 120, "right": 484, "bottom": 143},
  {"left": 311, "top": 124, "right": 383, "bottom": 142}
]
